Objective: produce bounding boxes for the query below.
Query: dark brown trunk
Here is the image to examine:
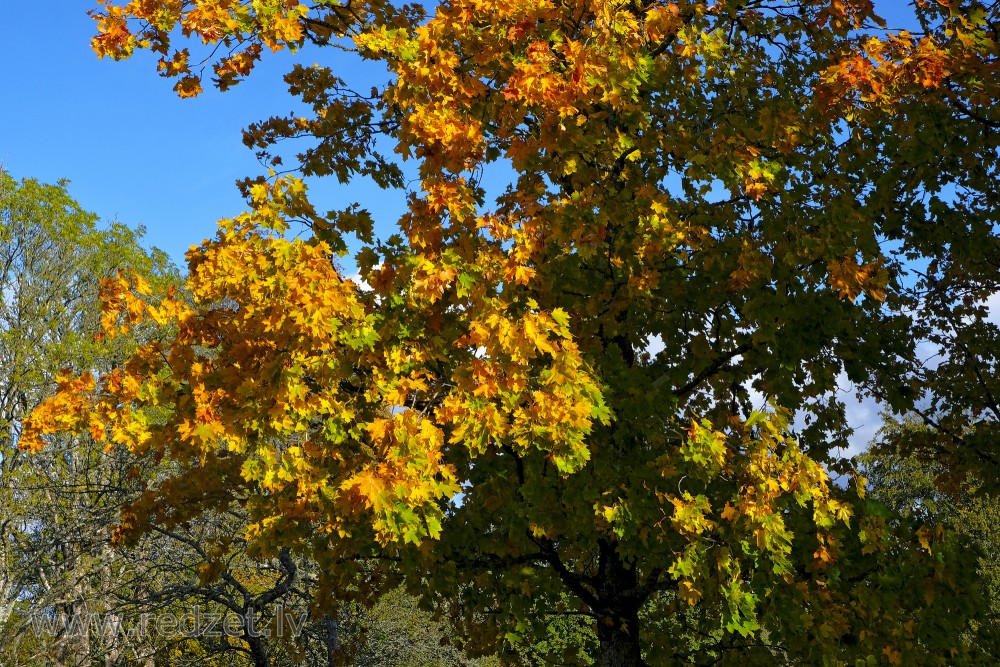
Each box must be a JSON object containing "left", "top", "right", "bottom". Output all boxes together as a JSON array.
[
  {"left": 596, "top": 539, "right": 646, "bottom": 667},
  {"left": 597, "top": 609, "right": 644, "bottom": 667},
  {"left": 245, "top": 633, "right": 271, "bottom": 667},
  {"left": 243, "top": 609, "right": 271, "bottom": 667}
]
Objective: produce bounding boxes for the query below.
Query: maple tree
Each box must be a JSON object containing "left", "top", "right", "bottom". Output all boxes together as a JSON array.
[{"left": 23, "top": 1, "right": 1000, "bottom": 665}]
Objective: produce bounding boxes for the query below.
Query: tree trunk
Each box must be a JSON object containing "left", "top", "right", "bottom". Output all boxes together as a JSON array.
[
  {"left": 245, "top": 636, "right": 271, "bottom": 667},
  {"left": 243, "top": 609, "right": 271, "bottom": 667},
  {"left": 597, "top": 611, "right": 644, "bottom": 667},
  {"left": 322, "top": 614, "right": 339, "bottom": 667},
  {"left": 596, "top": 539, "right": 646, "bottom": 667}
]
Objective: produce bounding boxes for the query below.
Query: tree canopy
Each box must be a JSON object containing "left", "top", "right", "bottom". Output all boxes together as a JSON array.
[{"left": 22, "top": 1, "right": 1000, "bottom": 665}]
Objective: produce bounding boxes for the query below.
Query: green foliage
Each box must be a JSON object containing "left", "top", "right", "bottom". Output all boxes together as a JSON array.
[{"left": 861, "top": 417, "right": 1000, "bottom": 657}]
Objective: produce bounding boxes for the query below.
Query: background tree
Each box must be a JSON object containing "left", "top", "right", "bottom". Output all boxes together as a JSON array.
[
  {"left": 0, "top": 169, "right": 174, "bottom": 665},
  {"left": 860, "top": 416, "right": 1000, "bottom": 661}
]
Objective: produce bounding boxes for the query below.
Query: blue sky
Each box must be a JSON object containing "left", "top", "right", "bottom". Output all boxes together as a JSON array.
[
  {"left": 1, "top": 5, "right": 403, "bottom": 267},
  {"left": 3, "top": 7, "right": 262, "bottom": 263},
  {"left": 0, "top": 3, "right": 919, "bottom": 269}
]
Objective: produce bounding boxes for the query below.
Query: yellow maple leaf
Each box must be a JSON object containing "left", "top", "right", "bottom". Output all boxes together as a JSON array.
[{"left": 678, "top": 580, "right": 702, "bottom": 606}]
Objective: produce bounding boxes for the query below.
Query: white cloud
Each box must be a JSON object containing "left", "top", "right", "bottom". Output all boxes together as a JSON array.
[
  {"left": 985, "top": 290, "right": 1000, "bottom": 325},
  {"left": 838, "top": 384, "right": 882, "bottom": 457}
]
